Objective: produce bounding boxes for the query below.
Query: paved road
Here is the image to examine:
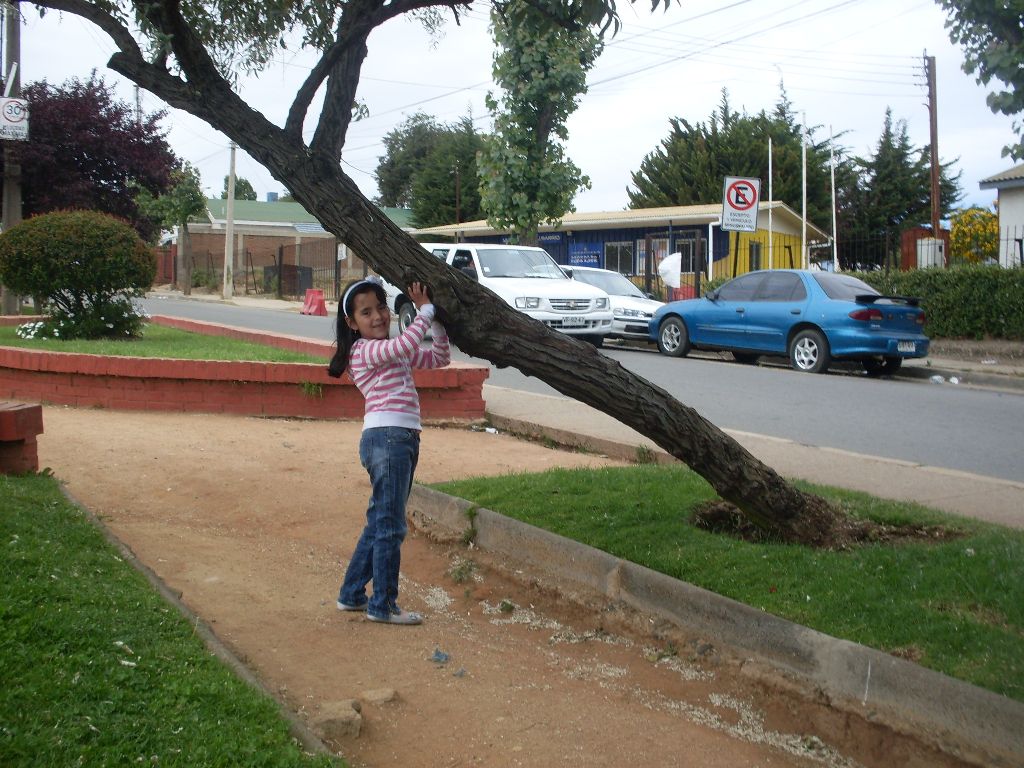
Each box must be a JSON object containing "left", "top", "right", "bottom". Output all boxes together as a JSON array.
[{"left": 141, "top": 296, "right": 1024, "bottom": 483}]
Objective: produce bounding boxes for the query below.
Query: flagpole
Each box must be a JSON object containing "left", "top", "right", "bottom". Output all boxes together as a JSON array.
[{"left": 768, "top": 136, "right": 774, "bottom": 270}]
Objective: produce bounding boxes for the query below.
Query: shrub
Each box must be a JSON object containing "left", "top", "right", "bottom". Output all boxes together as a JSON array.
[
  {"left": 853, "top": 265, "right": 1024, "bottom": 340},
  {"left": 949, "top": 207, "right": 999, "bottom": 265},
  {"left": 0, "top": 210, "right": 154, "bottom": 339}
]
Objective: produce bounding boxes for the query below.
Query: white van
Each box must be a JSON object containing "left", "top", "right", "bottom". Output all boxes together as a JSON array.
[{"left": 382, "top": 243, "right": 614, "bottom": 345}]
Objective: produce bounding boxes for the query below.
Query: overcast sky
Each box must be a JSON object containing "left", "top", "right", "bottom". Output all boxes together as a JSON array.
[{"left": 17, "top": 0, "right": 1019, "bottom": 218}]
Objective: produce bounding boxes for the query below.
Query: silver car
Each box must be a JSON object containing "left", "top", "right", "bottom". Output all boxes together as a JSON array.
[{"left": 568, "top": 266, "right": 664, "bottom": 342}]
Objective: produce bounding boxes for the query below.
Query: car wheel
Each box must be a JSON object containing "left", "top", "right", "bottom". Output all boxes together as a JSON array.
[
  {"left": 657, "top": 317, "right": 691, "bottom": 357},
  {"left": 789, "top": 329, "right": 830, "bottom": 373},
  {"left": 732, "top": 352, "right": 760, "bottom": 365},
  {"left": 584, "top": 334, "right": 604, "bottom": 348},
  {"left": 398, "top": 302, "right": 417, "bottom": 332},
  {"left": 863, "top": 356, "right": 903, "bottom": 377}
]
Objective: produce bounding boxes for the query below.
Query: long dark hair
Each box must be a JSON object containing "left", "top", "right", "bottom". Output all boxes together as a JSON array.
[{"left": 328, "top": 279, "right": 388, "bottom": 378}]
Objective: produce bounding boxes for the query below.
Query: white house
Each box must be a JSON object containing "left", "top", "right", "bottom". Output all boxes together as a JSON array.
[{"left": 979, "top": 163, "right": 1024, "bottom": 267}]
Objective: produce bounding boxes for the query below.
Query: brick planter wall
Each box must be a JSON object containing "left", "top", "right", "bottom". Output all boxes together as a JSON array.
[{"left": 0, "top": 315, "right": 488, "bottom": 422}]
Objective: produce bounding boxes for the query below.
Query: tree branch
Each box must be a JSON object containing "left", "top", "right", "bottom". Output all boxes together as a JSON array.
[
  {"left": 34, "top": 0, "right": 144, "bottom": 60},
  {"left": 378, "top": 0, "right": 470, "bottom": 24},
  {"left": 304, "top": 0, "right": 473, "bottom": 156}
]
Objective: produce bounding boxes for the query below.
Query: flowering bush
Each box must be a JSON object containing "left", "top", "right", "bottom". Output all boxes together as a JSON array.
[
  {"left": 0, "top": 210, "right": 155, "bottom": 339},
  {"left": 16, "top": 299, "right": 149, "bottom": 340},
  {"left": 949, "top": 207, "right": 999, "bottom": 265}
]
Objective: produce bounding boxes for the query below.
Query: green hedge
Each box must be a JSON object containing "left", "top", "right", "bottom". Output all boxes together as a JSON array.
[{"left": 852, "top": 266, "right": 1024, "bottom": 340}]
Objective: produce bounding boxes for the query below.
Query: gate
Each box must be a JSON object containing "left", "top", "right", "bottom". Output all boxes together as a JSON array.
[{"left": 248, "top": 238, "right": 342, "bottom": 300}]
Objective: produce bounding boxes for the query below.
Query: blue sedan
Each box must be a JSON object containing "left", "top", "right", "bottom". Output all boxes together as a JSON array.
[{"left": 648, "top": 270, "right": 929, "bottom": 374}]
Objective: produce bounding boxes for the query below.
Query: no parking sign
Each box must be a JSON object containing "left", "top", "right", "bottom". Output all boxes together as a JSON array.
[{"left": 721, "top": 176, "right": 760, "bottom": 232}]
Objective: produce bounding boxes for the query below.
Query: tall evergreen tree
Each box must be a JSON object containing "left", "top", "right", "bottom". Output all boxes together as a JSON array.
[
  {"left": 375, "top": 113, "right": 444, "bottom": 208},
  {"left": 373, "top": 112, "right": 484, "bottom": 225},
  {"left": 837, "top": 108, "right": 961, "bottom": 268},
  {"left": 410, "top": 117, "right": 484, "bottom": 228},
  {"left": 628, "top": 88, "right": 843, "bottom": 231}
]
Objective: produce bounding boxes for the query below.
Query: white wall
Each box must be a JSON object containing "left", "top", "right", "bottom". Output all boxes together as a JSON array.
[{"left": 998, "top": 188, "right": 1024, "bottom": 267}]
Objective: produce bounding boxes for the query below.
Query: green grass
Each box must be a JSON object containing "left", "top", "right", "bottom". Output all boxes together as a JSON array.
[
  {"left": 433, "top": 464, "right": 1024, "bottom": 702},
  {"left": 0, "top": 324, "right": 323, "bottom": 363},
  {"left": 0, "top": 472, "right": 342, "bottom": 767}
]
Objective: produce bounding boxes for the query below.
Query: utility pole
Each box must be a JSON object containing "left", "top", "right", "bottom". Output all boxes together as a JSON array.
[
  {"left": 925, "top": 52, "right": 943, "bottom": 265},
  {"left": 767, "top": 135, "right": 773, "bottom": 270},
  {"left": 1, "top": 0, "right": 22, "bottom": 315},
  {"left": 222, "top": 142, "right": 235, "bottom": 299},
  {"left": 830, "top": 125, "right": 838, "bottom": 272},
  {"left": 454, "top": 161, "right": 461, "bottom": 225}
]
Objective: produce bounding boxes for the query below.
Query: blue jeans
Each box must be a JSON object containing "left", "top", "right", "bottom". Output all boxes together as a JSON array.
[{"left": 339, "top": 427, "right": 420, "bottom": 618}]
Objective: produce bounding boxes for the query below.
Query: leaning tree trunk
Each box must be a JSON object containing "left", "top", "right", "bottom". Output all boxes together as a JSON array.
[{"left": 104, "top": 17, "right": 849, "bottom": 549}]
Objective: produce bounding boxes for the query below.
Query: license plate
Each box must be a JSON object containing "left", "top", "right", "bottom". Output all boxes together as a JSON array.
[
  {"left": 897, "top": 341, "right": 916, "bottom": 353},
  {"left": 561, "top": 316, "right": 586, "bottom": 328}
]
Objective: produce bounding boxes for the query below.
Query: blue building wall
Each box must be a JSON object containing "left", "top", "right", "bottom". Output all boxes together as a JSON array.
[{"left": 463, "top": 225, "right": 729, "bottom": 272}]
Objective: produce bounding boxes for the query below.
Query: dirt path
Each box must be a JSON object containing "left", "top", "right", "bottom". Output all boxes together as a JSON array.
[{"left": 36, "top": 407, "right": 958, "bottom": 768}]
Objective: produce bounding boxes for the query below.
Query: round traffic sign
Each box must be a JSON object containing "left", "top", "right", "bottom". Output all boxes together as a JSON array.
[{"left": 726, "top": 179, "right": 757, "bottom": 211}]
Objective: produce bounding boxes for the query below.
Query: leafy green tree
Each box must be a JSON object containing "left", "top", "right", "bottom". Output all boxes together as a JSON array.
[
  {"left": 477, "top": 0, "right": 602, "bottom": 245},
  {"left": 0, "top": 74, "right": 176, "bottom": 241},
  {"left": 376, "top": 113, "right": 445, "bottom": 208},
  {"left": 0, "top": 211, "right": 154, "bottom": 339},
  {"left": 628, "top": 88, "right": 846, "bottom": 231},
  {"left": 136, "top": 161, "right": 207, "bottom": 294},
  {"left": 30, "top": 0, "right": 867, "bottom": 546},
  {"left": 938, "top": 0, "right": 1024, "bottom": 161},
  {"left": 221, "top": 176, "right": 257, "bottom": 200},
  {"left": 374, "top": 113, "right": 484, "bottom": 226},
  {"left": 410, "top": 117, "right": 485, "bottom": 228}
]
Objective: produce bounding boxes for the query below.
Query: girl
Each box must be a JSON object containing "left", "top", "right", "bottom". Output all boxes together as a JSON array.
[{"left": 328, "top": 278, "right": 450, "bottom": 625}]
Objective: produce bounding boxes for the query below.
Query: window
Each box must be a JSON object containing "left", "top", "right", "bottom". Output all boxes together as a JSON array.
[
  {"left": 636, "top": 237, "right": 669, "bottom": 278},
  {"left": 675, "top": 237, "right": 697, "bottom": 272},
  {"left": 716, "top": 273, "right": 765, "bottom": 301},
  {"left": 605, "top": 241, "right": 634, "bottom": 274},
  {"left": 749, "top": 241, "right": 762, "bottom": 272},
  {"left": 451, "top": 251, "right": 476, "bottom": 279},
  {"left": 756, "top": 271, "right": 806, "bottom": 301},
  {"left": 813, "top": 272, "right": 879, "bottom": 300}
]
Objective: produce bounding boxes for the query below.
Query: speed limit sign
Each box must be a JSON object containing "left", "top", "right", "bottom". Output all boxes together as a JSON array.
[{"left": 0, "top": 98, "right": 29, "bottom": 141}]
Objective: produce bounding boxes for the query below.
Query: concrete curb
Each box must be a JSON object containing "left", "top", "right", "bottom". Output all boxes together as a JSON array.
[
  {"left": 408, "top": 484, "right": 1024, "bottom": 768},
  {"left": 896, "top": 361, "right": 1024, "bottom": 391}
]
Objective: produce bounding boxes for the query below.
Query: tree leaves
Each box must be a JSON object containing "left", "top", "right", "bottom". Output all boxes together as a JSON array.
[
  {"left": 939, "top": 0, "right": 1024, "bottom": 161},
  {"left": 0, "top": 74, "right": 176, "bottom": 242},
  {"left": 478, "top": 0, "right": 602, "bottom": 244}
]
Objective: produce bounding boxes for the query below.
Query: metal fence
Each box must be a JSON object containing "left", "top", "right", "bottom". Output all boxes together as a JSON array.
[
  {"left": 836, "top": 227, "right": 1024, "bottom": 271},
  {"left": 240, "top": 239, "right": 370, "bottom": 301}
]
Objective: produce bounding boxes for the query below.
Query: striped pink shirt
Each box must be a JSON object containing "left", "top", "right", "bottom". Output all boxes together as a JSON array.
[{"left": 347, "top": 303, "right": 451, "bottom": 431}]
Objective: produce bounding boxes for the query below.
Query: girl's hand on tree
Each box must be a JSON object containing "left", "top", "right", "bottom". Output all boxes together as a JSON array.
[{"left": 407, "top": 282, "right": 431, "bottom": 309}]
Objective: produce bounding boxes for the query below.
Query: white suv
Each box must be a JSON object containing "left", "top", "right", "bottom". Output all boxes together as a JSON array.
[{"left": 382, "top": 242, "right": 614, "bottom": 345}]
